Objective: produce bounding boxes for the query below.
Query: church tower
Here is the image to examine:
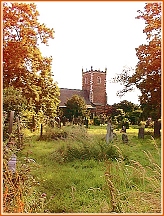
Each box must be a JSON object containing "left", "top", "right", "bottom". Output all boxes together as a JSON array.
[{"left": 82, "top": 66, "right": 107, "bottom": 109}]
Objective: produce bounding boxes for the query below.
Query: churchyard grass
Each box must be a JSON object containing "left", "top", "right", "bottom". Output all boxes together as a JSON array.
[{"left": 16, "top": 125, "right": 161, "bottom": 213}]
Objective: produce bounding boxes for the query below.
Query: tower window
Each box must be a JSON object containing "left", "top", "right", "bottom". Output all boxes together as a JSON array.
[{"left": 97, "top": 76, "right": 101, "bottom": 84}]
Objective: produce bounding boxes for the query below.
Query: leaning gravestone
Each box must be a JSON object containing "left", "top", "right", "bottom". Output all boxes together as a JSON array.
[
  {"left": 8, "top": 154, "right": 17, "bottom": 173},
  {"left": 122, "top": 133, "right": 128, "bottom": 143},
  {"left": 138, "top": 127, "right": 144, "bottom": 139}
]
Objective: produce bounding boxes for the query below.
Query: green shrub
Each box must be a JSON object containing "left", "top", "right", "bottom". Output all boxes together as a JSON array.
[
  {"left": 93, "top": 117, "right": 100, "bottom": 126},
  {"left": 51, "top": 137, "right": 120, "bottom": 163},
  {"left": 39, "top": 126, "right": 68, "bottom": 140}
]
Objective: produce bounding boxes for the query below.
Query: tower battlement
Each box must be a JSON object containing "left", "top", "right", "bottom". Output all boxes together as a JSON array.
[{"left": 82, "top": 66, "right": 107, "bottom": 73}]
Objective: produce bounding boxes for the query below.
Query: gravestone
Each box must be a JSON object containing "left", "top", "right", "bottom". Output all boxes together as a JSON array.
[
  {"left": 138, "top": 127, "right": 144, "bottom": 139},
  {"left": 8, "top": 154, "right": 17, "bottom": 173},
  {"left": 122, "top": 133, "right": 128, "bottom": 143},
  {"left": 106, "top": 121, "right": 113, "bottom": 143}
]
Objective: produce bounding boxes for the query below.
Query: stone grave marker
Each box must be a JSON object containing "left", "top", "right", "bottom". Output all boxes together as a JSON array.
[
  {"left": 106, "top": 120, "right": 113, "bottom": 143},
  {"left": 8, "top": 154, "right": 17, "bottom": 173},
  {"left": 122, "top": 133, "right": 128, "bottom": 143},
  {"left": 138, "top": 127, "right": 144, "bottom": 139}
]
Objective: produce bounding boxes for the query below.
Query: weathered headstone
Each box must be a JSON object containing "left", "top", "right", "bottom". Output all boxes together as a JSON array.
[
  {"left": 138, "top": 127, "right": 144, "bottom": 139},
  {"left": 106, "top": 120, "right": 113, "bottom": 143},
  {"left": 8, "top": 154, "right": 17, "bottom": 173},
  {"left": 122, "top": 133, "right": 128, "bottom": 143}
]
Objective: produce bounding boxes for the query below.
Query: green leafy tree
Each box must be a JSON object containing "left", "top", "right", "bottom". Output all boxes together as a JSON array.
[
  {"left": 113, "top": 100, "right": 138, "bottom": 114},
  {"left": 64, "top": 95, "right": 87, "bottom": 121},
  {"left": 32, "top": 58, "right": 60, "bottom": 118},
  {"left": 112, "top": 100, "right": 143, "bottom": 125},
  {"left": 3, "top": 86, "right": 27, "bottom": 116}
]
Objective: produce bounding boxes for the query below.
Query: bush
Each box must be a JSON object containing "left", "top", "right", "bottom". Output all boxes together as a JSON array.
[
  {"left": 93, "top": 117, "right": 100, "bottom": 126},
  {"left": 51, "top": 135, "right": 120, "bottom": 163},
  {"left": 39, "top": 126, "right": 68, "bottom": 140}
]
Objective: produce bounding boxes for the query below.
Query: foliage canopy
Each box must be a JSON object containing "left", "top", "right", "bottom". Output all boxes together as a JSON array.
[
  {"left": 64, "top": 95, "right": 87, "bottom": 120},
  {"left": 3, "top": 2, "right": 60, "bottom": 117},
  {"left": 112, "top": 3, "right": 161, "bottom": 120}
]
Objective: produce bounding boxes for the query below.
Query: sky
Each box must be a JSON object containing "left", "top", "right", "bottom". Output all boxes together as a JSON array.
[{"left": 35, "top": 1, "right": 147, "bottom": 105}]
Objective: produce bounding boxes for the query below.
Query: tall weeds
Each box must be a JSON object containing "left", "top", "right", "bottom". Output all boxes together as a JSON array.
[
  {"left": 104, "top": 140, "right": 161, "bottom": 213},
  {"left": 50, "top": 126, "right": 120, "bottom": 163},
  {"left": 3, "top": 137, "right": 41, "bottom": 213}
]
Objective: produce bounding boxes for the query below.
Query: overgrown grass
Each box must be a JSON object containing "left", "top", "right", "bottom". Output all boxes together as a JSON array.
[{"left": 13, "top": 125, "right": 162, "bottom": 213}]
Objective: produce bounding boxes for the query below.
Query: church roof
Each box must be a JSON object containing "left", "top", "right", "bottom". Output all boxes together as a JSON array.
[{"left": 59, "top": 88, "right": 95, "bottom": 109}]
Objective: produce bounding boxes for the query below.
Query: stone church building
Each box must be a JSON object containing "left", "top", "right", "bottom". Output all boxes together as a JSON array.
[{"left": 59, "top": 66, "right": 108, "bottom": 115}]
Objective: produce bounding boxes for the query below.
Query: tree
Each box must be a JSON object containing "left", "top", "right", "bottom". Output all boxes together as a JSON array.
[
  {"left": 64, "top": 95, "right": 87, "bottom": 121},
  {"left": 3, "top": 2, "right": 59, "bottom": 117},
  {"left": 3, "top": 86, "right": 27, "bottom": 116},
  {"left": 112, "top": 100, "right": 138, "bottom": 114},
  {"left": 112, "top": 3, "right": 161, "bottom": 122},
  {"left": 34, "top": 64, "right": 60, "bottom": 118},
  {"left": 112, "top": 100, "right": 142, "bottom": 125}
]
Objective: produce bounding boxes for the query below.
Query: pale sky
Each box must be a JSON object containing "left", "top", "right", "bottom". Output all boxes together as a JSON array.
[{"left": 35, "top": 1, "right": 147, "bottom": 105}]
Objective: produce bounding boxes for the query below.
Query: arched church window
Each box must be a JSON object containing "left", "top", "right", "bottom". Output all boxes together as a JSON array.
[{"left": 97, "top": 76, "right": 101, "bottom": 84}]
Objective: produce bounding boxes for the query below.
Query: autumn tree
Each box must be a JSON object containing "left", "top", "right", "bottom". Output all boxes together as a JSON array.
[
  {"left": 3, "top": 2, "right": 59, "bottom": 118},
  {"left": 112, "top": 3, "right": 161, "bottom": 127},
  {"left": 64, "top": 95, "right": 87, "bottom": 121},
  {"left": 134, "top": 3, "right": 161, "bottom": 120}
]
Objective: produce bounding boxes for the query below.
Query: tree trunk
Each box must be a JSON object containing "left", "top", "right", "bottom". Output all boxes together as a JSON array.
[
  {"left": 9, "top": 111, "right": 15, "bottom": 135},
  {"left": 40, "top": 124, "right": 43, "bottom": 138},
  {"left": 154, "top": 120, "right": 161, "bottom": 138}
]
